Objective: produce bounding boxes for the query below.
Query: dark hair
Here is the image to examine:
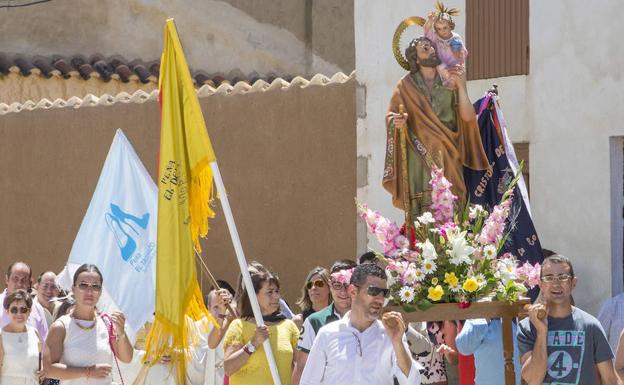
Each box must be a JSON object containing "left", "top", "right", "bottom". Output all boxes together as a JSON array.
[
  {"left": 55, "top": 296, "right": 76, "bottom": 320},
  {"left": 541, "top": 255, "right": 575, "bottom": 278},
  {"left": 6, "top": 261, "right": 32, "bottom": 281},
  {"left": 295, "top": 267, "right": 331, "bottom": 312},
  {"left": 541, "top": 248, "right": 557, "bottom": 258},
  {"left": 72, "top": 264, "right": 103, "bottom": 286},
  {"left": 330, "top": 259, "right": 357, "bottom": 274},
  {"left": 236, "top": 262, "right": 280, "bottom": 318},
  {"left": 3, "top": 289, "right": 32, "bottom": 310},
  {"left": 405, "top": 36, "right": 433, "bottom": 73},
  {"left": 350, "top": 263, "right": 386, "bottom": 286},
  {"left": 216, "top": 280, "right": 236, "bottom": 297},
  {"left": 358, "top": 252, "right": 379, "bottom": 265}
]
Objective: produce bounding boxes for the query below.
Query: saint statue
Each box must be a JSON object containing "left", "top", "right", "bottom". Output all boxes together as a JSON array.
[{"left": 383, "top": 13, "right": 488, "bottom": 224}]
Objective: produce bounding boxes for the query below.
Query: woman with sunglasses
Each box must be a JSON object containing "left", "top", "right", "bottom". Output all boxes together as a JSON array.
[
  {"left": 45, "top": 264, "right": 133, "bottom": 384},
  {"left": 0, "top": 289, "right": 49, "bottom": 384},
  {"left": 292, "top": 267, "right": 331, "bottom": 329}
]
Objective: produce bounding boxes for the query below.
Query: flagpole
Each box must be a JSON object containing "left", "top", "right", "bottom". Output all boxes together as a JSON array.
[{"left": 209, "top": 161, "right": 283, "bottom": 385}]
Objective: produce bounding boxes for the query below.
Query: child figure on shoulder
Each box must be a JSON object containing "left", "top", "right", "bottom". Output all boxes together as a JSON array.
[{"left": 424, "top": 1, "right": 467, "bottom": 89}]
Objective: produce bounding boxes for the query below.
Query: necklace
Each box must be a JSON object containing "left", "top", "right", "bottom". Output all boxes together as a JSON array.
[{"left": 72, "top": 313, "right": 97, "bottom": 331}]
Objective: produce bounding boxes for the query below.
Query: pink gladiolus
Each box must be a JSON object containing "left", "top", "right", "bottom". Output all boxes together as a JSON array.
[
  {"left": 517, "top": 262, "right": 541, "bottom": 289},
  {"left": 477, "top": 196, "right": 512, "bottom": 246},
  {"left": 430, "top": 166, "right": 458, "bottom": 223},
  {"left": 437, "top": 222, "right": 458, "bottom": 238}
]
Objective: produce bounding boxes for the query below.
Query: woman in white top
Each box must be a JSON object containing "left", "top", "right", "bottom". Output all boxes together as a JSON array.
[
  {"left": 45, "top": 264, "right": 133, "bottom": 384},
  {"left": 0, "top": 289, "right": 49, "bottom": 385}
]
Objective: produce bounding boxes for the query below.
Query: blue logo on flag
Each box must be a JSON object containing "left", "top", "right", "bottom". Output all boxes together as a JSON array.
[{"left": 105, "top": 203, "right": 155, "bottom": 272}]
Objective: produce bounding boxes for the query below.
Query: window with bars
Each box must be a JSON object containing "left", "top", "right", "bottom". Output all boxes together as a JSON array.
[{"left": 465, "top": 0, "right": 529, "bottom": 80}]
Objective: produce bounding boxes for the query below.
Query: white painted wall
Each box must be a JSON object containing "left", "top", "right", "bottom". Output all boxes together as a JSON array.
[{"left": 355, "top": 0, "right": 624, "bottom": 315}]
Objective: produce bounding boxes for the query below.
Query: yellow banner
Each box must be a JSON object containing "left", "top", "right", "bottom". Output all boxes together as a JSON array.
[{"left": 144, "top": 18, "right": 217, "bottom": 384}]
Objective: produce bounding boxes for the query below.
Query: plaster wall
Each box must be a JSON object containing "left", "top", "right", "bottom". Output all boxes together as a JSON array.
[
  {"left": 0, "top": 0, "right": 354, "bottom": 77},
  {"left": 0, "top": 81, "right": 357, "bottom": 305},
  {"left": 355, "top": 0, "right": 624, "bottom": 315}
]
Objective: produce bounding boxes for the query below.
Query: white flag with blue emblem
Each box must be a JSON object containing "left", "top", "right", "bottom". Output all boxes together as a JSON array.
[{"left": 58, "top": 129, "right": 157, "bottom": 343}]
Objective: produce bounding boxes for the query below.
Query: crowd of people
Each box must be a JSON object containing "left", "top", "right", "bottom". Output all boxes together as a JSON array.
[{"left": 2, "top": 253, "right": 624, "bottom": 385}]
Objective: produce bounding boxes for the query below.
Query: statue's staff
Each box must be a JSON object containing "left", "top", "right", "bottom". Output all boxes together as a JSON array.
[{"left": 397, "top": 104, "right": 412, "bottom": 238}]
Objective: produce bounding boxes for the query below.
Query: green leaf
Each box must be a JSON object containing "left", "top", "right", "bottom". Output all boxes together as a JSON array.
[
  {"left": 417, "top": 299, "right": 434, "bottom": 311},
  {"left": 402, "top": 303, "right": 417, "bottom": 313}
]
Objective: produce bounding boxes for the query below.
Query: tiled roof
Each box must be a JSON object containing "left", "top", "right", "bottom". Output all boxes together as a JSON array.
[
  {"left": 0, "top": 53, "right": 296, "bottom": 87},
  {"left": 0, "top": 71, "right": 355, "bottom": 115}
]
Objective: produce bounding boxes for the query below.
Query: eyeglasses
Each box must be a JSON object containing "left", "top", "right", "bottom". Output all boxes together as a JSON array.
[
  {"left": 541, "top": 274, "right": 572, "bottom": 283},
  {"left": 9, "top": 306, "right": 29, "bottom": 314},
  {"left": 76, "top": 282, "right": 102, "bottom": 292},
  {"left": 355, "top": 285, "right": 390, "bottom": 298},
  {"left": 306, "top": 280, "right": 326, "bottom": 290},
  {"left": 40, "top": 284, "right": 58, "bottom": 291},
  {"left": 330, "top": 281, "right": 349, "bottom": 291}
]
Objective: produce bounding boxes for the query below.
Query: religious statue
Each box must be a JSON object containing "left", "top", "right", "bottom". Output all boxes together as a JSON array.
[{"left": 383, "top": 6, "right": 489, "bottom": 227}]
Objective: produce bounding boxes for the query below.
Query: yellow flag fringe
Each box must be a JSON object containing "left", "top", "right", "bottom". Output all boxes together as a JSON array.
[
  {"left": 189, "top": 158, "right": 216, "bottom": 252},
  {"left": 143, "top": 282, "right": 213, "bottom": 385}
]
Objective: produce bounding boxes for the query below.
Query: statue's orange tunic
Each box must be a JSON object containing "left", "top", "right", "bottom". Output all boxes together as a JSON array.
[{"left": 383, "top": 74, "right": 488, "bottom": 215}]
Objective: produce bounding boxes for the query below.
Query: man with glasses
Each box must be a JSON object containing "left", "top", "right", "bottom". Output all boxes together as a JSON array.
[
  {"left": 292, "top": 259, "right": 356, "bottom": 385},
  {"left": 34, "top": 271, "right": 61, "bottom": 327},
  {"left": 0, "top": 261, "right": 49, "bottom": 339},
  {"left": 300, "top": 263, "right": 421, "bottom": 385},
  {"left": 517, "top": 255, "right": 620, "bottom": 385}
]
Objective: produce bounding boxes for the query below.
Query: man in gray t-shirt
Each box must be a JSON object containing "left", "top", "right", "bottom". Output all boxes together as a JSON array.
[
  {"left": 518, "top": 307, "right": 613, "bottom": 384},
  {"left": 517, "top": 255, "right": 620, "bottom": 385}
]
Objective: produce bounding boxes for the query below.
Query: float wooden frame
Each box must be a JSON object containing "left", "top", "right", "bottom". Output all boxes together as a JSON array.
[{"left": 398, "top": 298, "right": 531, "bottom": 385}]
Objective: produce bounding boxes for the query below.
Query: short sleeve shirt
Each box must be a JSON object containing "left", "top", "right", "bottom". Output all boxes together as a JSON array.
[
  {"left": 223, "top": 318, "right": 299, "bottom": 385},
  {"left": 297, "top": 304, "right": 340, "bottom": 353},
  {"left": 517, "top": 307, "right": 613, "bottom": 385}
]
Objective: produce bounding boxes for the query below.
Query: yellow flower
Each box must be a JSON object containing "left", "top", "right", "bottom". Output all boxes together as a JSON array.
[
  {"left": 427, "top": 285, "right": 444, "bottom": 301},
  {"left": 463, "top": 277, "right": 479, "bottom": 293},
  {"left": 431, "top": 277, "right": 439, "bottom": 285},
  {"left": 444, "top": 272, "right": 459, "bottom": 287}
]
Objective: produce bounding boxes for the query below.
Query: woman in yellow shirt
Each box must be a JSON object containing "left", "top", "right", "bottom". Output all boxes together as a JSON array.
[{"left": 224, "top": 263, "right": 299, "bottom": 385}]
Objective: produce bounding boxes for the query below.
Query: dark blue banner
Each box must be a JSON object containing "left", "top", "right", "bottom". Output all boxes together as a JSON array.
[{"left": 464, "top": 96, "right": 543, "bottom": 269}]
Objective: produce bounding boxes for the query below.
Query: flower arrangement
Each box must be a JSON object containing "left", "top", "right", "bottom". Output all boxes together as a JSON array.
[{"left": 358, "top": 165, "right": 538, "bottom": 311}]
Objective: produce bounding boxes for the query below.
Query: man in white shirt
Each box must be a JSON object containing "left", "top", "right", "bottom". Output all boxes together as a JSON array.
[
  {"left": 300, "top": 263, "right": 421, "bottom": 385},
  {"left": 0, "top": 261, "right": 49, "bottom": 340},
  {"left": 34, "top": 271, "right": 61, "bottom": 327}
]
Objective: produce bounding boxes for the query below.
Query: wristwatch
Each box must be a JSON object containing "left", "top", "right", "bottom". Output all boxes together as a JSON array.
[{"left": 243, "top": 342, "right": 256, "bottom": 355}]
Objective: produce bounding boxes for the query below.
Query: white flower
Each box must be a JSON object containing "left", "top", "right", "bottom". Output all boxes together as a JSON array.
[
  {"left": 413, "top": 269, "right": 426, "bottom": 282},
  {"left": 422, "top": 259, "right": 437, "bottom": 274},
  {"left": 418, "top": 239, "right": 438, "bottom": 260},
  {"left": 398, "top": 286, "right": 416, "bottom": 303},
  {"left": 483, "top": 245, "right": 497, "bottom": 259},
  {"left": 469, "top": 205, "right": 484, "bottom": 220},
  {"left": 475, "top": 273, "right": 487, "bottom": 287},
  {"left": 497, "top": 258, "right": 517, "bottom": 284},
  {"left": 417, "top": 212, "right": 436, "bottom": 225},
  {"left": 413, "top": 220, "right": 422, "bottom": 229},
  {"left": 448, "top": 280, "right": 461, "bottom": 292},
  {"left": 447, "top": 232, "right": 475, "bottom": 265}
]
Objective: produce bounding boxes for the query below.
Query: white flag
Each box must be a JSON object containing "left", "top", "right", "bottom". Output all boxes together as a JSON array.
[{"left": 58, "top": 129, "right": 157, "bottom": 343}]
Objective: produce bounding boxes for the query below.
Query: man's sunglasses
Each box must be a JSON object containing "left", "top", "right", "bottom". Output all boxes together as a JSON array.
[
  {"left": 306, "top": 280, "right": 326, "bottom": 290},
  {"left": 356, "top": 285, "right": 390, "bottom": 298},
  {"left": 76, "top": 282, "right": 102, "bottom": 292},
  {"left": 9, "top": 306, "right": 29, "bottom": 314}
]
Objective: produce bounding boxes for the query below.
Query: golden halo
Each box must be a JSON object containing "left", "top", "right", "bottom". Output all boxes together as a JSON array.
[{"left": 392, "top": 16, "right": 426, "bottom": 71}]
